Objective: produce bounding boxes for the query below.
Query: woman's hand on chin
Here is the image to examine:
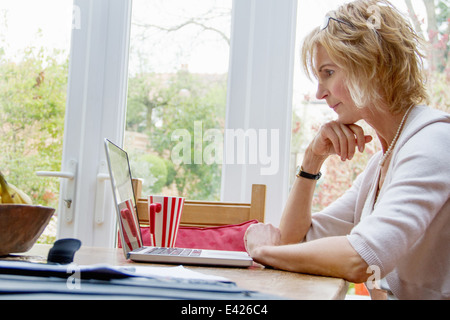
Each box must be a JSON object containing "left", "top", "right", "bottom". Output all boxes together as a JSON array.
[{"left": 310, "top": 121, "right": 373, "bottom": 161}]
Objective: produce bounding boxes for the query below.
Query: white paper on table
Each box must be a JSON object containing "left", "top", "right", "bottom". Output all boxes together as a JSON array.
[
  {"left": 0, "top": 261, "right": 231, "bottom": 284},
  {"left": 112, "top": 265, "right": 232, "bottom": 283}
]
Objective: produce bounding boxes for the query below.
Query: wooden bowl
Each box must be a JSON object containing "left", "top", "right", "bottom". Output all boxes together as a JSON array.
[{"left": 0, "top": 204, "right": 55, "bottom": 256}]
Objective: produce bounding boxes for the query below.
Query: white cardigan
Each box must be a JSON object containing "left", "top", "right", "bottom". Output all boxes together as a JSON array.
[{"left": 305, "top": 105, "right": 450, "bottom": 300}]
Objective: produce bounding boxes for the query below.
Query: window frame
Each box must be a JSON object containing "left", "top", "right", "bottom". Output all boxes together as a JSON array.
[{"left": 60, "top": 0, "right": 297, "bottom": 246}]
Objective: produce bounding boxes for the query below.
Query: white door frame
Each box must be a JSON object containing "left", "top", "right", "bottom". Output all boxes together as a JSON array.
[{"left": 56, "top": 0, "right": 132, "bottom": 246}]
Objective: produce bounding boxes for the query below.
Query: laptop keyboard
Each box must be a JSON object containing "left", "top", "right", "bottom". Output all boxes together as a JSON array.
[{"left": 145, "top": 247, "right": 202, "bottom": 257}]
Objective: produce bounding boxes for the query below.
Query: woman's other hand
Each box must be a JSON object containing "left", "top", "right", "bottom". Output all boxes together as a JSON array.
[{"left": 244, "top": 223, "right": 281, "bottom": 257}]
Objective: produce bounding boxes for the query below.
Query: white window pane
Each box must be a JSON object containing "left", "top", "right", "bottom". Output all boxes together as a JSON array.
[
  {"left": 125, "top": 0, "right": 231, "bottom": 201},
  {"left": 0, "top": 0, "right": 73, "bottom": 243}
]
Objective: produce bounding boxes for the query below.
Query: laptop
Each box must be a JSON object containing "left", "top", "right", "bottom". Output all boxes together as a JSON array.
[{"left": 104, "top": 139, "right": 253, "bottom": 267}]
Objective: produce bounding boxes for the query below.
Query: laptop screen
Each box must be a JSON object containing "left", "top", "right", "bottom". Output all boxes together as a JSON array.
[{"left": 104, "top": 139, "right": 143, "bottom": 256}]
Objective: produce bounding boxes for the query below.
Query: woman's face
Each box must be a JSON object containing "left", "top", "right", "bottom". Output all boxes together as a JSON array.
[{"left": 314, "top": 45, "right": 363, "bottom": 125}]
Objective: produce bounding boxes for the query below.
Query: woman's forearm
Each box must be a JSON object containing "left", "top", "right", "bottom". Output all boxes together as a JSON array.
[
  {"left": 251, "top": 236, "right": 369, "bottom": 283},
  {"left": 278, "top": 146, "right": 327, "bottom": 244},
  {"left": 279, "top": 122, "right": 371, "bottom": 245}
]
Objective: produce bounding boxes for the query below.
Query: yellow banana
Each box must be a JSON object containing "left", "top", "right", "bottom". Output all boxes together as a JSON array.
[
  {"left": 9, "top": 183, "right": 33, "bottom": 204},
  {"left": 0, "top": 172, "right": 13, "bottom": 203},
  {"left": 0, "top": 172, "right": 33, "bottom": 205}
]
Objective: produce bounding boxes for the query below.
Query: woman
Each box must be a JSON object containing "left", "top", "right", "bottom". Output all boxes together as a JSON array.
[{"left": 244, "top": 0, "right": 450, "bottom": 300}]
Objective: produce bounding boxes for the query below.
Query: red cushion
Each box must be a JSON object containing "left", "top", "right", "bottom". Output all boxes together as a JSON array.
[
  {"left": 129, "top": 219, "right": 258, "bottom": 251},
  {"left": 175, "top": 220, "right": 258, "bottom": 251}
]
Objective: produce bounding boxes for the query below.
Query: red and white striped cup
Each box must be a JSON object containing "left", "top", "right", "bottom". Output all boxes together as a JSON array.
[{"left": 148, "top": 195, "right": 185, "bottom": 247}]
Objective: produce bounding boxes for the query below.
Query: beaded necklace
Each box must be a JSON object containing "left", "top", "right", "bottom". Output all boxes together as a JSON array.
[{"left": 378, "top": 105, "right": 413, "bottom": 167}]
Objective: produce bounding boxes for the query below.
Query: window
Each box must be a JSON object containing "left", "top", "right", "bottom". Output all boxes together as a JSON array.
[
  {"left": 3, "top": 0, "right": 132, "bottom": 247},
  {"left": 0, "top": 0, "right": 73, "bottom": 243},
  {"left": 125, "top": 0, "right": 232, "bottom": 201}
]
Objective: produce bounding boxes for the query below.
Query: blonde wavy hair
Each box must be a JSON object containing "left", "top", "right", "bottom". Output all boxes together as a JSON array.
[{"left": 301, "top": 0, "right": 429, "bottom": 114}]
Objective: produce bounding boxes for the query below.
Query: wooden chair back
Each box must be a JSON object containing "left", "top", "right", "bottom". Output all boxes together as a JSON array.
[{"left": 133, "top": 181, "right": 266, "bottom": 228}]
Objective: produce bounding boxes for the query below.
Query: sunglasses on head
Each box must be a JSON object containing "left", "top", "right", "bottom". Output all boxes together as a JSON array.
[{"left": 321, "top": 15, "right": 353, "bottom": 30}]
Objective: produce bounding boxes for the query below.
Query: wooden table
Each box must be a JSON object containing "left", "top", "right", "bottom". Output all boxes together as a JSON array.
[{"left": 11, "top": 244, "right": 348, "bottom": 300}]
